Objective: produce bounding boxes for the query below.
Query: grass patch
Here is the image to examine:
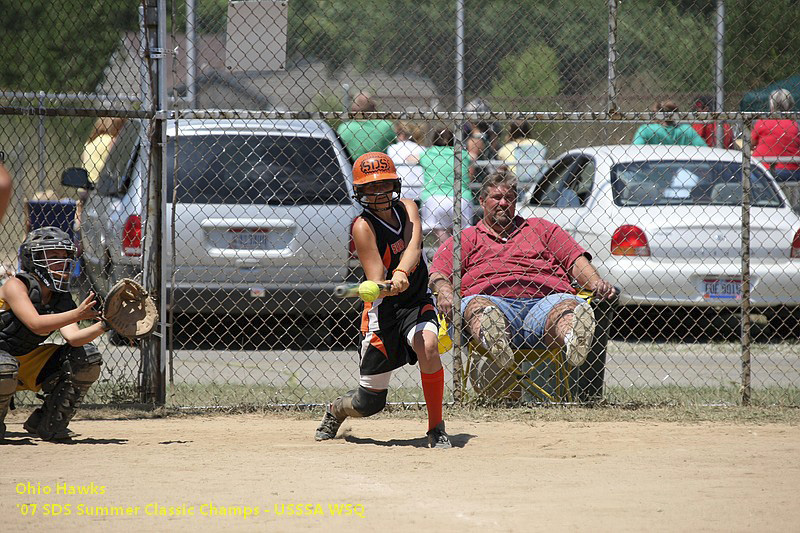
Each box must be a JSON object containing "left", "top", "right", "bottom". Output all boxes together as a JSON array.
[
  {"left": 603, "top": 384, "right": 800, "bottom": 407},
  {"left": 13, "top": 379, "right": 800, "bottom": 422},
  {"left": 162, "top": 382, "right": 435, "bottom": 408},
  {"left": 68, "top": 402, "right": 800, "bottom": 425}
]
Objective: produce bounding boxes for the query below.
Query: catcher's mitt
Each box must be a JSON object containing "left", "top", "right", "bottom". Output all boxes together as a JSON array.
[{"left": 103, "top": 278, "right": 158, "bottom": 339}]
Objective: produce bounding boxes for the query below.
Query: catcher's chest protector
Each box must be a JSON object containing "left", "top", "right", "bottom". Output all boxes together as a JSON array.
[{"left": 0, "top": 272, "right": 73, "bottom": 356}]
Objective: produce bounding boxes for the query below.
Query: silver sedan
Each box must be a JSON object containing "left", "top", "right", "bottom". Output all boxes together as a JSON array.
[{"left": 517, "top": 144, "right": 800, "bottom": 309}]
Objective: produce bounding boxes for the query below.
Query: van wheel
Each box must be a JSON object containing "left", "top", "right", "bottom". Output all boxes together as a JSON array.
[{"left": 108, "top": 330, "right": 134, "bottom": 346}]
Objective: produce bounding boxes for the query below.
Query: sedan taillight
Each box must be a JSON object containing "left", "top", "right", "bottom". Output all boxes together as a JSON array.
[
  {"left": 123, "top": 215, "right": 142, "bottom": 257},
  {"left": 791, "top": 228, "right": 800, "bottom": 259},
  {"left": 611, "top": 225, "right": 650, "bottom": 256}
]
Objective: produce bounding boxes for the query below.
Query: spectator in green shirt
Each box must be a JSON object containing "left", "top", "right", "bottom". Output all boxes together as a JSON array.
[
  {"left": 336, "top": 93, "right": 396, "bottom": 162},
  {"left": 419, "top": 128, "right": 473, "bottom": 248},
  {"left": 633, "top": 100, "right": 707, "bottom": 147}
]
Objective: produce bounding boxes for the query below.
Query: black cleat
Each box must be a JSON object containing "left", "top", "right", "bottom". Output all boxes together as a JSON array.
[
  {"left": 23, "top": 408, "right": 77, "bottom": 441},
  {"left": 426, "top": 421, "right": 452, "bottom": 449},
  {"left": 315, "top": 407, "right": 344, "bottom": 441}
]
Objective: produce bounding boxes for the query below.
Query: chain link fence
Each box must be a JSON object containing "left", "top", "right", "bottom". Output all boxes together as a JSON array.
[{"left": 1, "top": 0, "right": 798, "bottom": 410}]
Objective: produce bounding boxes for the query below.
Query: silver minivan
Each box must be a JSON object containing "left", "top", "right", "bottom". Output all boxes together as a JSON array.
[{"left": 63, "top": 118, "right": 361, "bottom": 317}]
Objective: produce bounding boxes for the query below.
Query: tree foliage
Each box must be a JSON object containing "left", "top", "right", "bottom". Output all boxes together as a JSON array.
[
  {"left": 283, "top": 0, "right": 716, "bottom": 99},
  {"left": 284, "top": 0, "right": 800, "bottom": 100},
  {"left": 0, "top": 0, "right": 136, "bottom": 93},
  {"left": 490, "top": 43, "right": 561, "bottom": 103},
  {"left": 0, "top": 0, "right": 797, "bottom": 103},
  {"left": 725, "top": 0, "right": 800, "bottom": 92}
]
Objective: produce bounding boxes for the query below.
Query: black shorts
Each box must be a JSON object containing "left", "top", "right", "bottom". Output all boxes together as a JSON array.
[{"left": 359, "top": 297, "right": 437, "bottom": 376}]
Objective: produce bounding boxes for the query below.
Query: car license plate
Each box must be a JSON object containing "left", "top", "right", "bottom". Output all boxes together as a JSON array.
[
  {"left": 702, "top": 279, "right": 742, "bottom": 300},
  {"left": 227, "top": 228, "right": 272, "bottom": 250},
  {"left": 250, "top": 287, "right": 265, "bottom": 298}
]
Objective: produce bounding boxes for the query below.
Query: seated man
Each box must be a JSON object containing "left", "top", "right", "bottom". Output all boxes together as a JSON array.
[{"left": 430, "top": 170, "right": 615, "bottom": 395}]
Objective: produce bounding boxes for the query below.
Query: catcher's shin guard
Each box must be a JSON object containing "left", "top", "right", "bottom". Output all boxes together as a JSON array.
[
  {"left": 331, "top": 386, "right": 387, "bottom": 420},
  {"left": 0, "top": 353, "right": 20, "bottom": 440},
  {"left": 26, "top": 344, "right": 102, "bottom": 441}
]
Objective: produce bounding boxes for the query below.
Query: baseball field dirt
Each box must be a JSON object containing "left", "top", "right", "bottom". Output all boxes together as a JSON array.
[{"left": 2, "top": 410, "right": 799, "bottom": 532}]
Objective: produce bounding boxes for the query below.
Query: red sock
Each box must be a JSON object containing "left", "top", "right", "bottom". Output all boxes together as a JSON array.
[{"left": 420, "top": 367, "right": 444, "bottom": 431}]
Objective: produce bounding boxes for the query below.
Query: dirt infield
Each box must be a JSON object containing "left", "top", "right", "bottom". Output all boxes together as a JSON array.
[{"left": 2, "top": 410, "right": 799, "bottom": 532}]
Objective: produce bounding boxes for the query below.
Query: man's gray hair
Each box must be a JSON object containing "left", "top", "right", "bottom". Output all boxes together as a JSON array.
[
  {"left": 769, "top": 89, "right": 795, "bottom": 112},
  {"left": 479, "top": 168, "right": 518, "bottom": 201}
]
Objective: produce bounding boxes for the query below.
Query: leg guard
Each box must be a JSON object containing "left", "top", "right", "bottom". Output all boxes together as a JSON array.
[
  {"left": 65, "top": 343, "right": 102, "bottom": 404},
  {"left": 26, "top": 344, "right": 102, "bottom": 441},
  {"left": 331, "top": 386, "right": 387, "bottom": 419},
  {"left": 0, "top": 353, "right": 20, "bottom": 440}
]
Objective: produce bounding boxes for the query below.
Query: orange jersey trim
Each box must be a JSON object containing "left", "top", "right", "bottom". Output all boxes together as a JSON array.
[
  {"left": 369, "top": 333, "right": 389, "bottom": 359},
  {"left": 360, "top": 301, "right": 373, "bottom": 332},
  {"left": 382, "top": 245, "right": 392, "bottom": 270}
]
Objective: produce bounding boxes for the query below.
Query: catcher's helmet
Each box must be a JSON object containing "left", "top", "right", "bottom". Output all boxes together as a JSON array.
[
  {"left": 19, "top": 226, "right": 77, "bottom": 293},
  {"left": 352, "top": 152, "right": 401, "bottom": 211}
]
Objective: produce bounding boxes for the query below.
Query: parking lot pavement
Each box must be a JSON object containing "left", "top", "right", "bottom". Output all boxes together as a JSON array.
[
  {"left": 92, "top": 337, "right": 800, "bottom": 400},
  {"left": 605, "top": 340, "right": 800, "bottom": 389}
]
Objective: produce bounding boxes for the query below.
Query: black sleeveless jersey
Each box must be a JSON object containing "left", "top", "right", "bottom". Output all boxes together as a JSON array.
[
  {"left": 0, "top": 272, "right": 77, "bottom": 356},
  {"left": 359, "top": 203, "right": 430, "bottom": 310}
]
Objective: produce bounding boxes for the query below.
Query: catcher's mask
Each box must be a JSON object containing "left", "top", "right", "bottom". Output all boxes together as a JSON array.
[
  {"left": 352, "top": 152, "right": 401, "bottom": 211},
  {"left": 19, "top": 227, "right": 77, "bottom": 293}
]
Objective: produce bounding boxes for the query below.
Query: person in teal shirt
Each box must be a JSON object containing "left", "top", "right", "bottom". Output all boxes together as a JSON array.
[
  {"left": 633, "top": 100, "right": 707, "bottom": 147},
  {"left": 419, "top": 128, "right": 473, "bottom": 248},
  {"left": 336, "top": 93, "right": 396, "bottom": 162}
]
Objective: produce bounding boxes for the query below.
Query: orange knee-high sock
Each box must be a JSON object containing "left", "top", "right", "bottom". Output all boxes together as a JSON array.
[{"left": 420, "top": 367, "right": 444, "bottom": 431}]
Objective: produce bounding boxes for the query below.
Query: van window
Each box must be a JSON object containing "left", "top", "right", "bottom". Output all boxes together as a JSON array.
[
  {"left": 166, "top": 134, "right": 350, "bottom": 205},
  {"left": 96, "top": 121, "right": 139, "bottom": 197}
]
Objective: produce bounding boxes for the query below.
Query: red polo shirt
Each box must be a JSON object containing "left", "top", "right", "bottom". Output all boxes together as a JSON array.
[
  {"left": 752, "top": 119, "right": 800, "bottom": 170},
  {"left": 430, "top": 216, "right": 589, "bottom": 299}
]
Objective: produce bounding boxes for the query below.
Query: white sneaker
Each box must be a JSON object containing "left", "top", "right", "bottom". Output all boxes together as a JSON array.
[
  {"left": 563, "top": 302, "right": 595, "bottom": 367},
  {"left": 479, "top": 306, "right": 515, "bottom": 370}
]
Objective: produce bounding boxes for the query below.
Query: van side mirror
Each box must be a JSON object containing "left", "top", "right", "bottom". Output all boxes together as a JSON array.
[{"left": 61, "top": 168, "right": 92, "bottom": 189}]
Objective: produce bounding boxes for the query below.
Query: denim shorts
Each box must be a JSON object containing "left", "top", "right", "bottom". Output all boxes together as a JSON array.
[{"left": 461, "top": 293, "right": 584, "bottom": 349}]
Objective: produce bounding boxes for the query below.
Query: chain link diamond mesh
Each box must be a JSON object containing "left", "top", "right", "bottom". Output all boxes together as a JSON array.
[{"left": 1, "top": 0, "right": 798, "bottom": 410}]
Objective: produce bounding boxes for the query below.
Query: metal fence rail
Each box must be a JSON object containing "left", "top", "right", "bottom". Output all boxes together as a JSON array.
[{"left": 1, "top": 0, "right": 799, "bottom": 410}]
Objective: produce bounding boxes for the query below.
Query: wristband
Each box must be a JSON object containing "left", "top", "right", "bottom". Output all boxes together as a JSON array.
[{"left": 392, "top": 268, "right": 409, "bottom": 277}]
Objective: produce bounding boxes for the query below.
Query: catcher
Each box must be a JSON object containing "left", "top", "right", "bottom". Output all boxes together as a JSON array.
[{"left": 0, "top": 227, "right": 155, "bottom": 442}]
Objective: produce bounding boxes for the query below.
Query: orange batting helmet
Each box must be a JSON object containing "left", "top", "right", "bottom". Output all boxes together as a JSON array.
[{"left": 352, "top": 152, "right": 401, "bottom": 210}]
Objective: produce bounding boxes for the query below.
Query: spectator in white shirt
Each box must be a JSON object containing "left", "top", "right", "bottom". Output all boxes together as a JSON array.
[{"left": 386, "top": 121, "right": 426, "bottom": 204}]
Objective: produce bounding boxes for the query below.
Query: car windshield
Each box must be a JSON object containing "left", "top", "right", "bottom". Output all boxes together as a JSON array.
[
  {"left": 166, "top": 134, "right": 350, "bottom": 205},
  {"left": 611, "top": 161, "right": 783, "bottom": 207}
]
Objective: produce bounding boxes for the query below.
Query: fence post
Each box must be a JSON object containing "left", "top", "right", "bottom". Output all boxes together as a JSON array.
[
  {"left": 740, "top": 118, "right": 752, "bottom": 406},
  {"left": 140, "top": 0, "right": 168, "bottom": 405},
  {"left": 451, "top": 117, "right": 464, "bottom": 403},
  {"left": 37, "top": 91, "right": 46, "bottom": 192},
  {"left": 607, "top": 0, "right": 618, "bottom": 114},
  {"left": 455, "top": 0, "right": 465, "bottom": 112},
  {"left": 714, "top": 0, "right": 726, "bottom": 147}
]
